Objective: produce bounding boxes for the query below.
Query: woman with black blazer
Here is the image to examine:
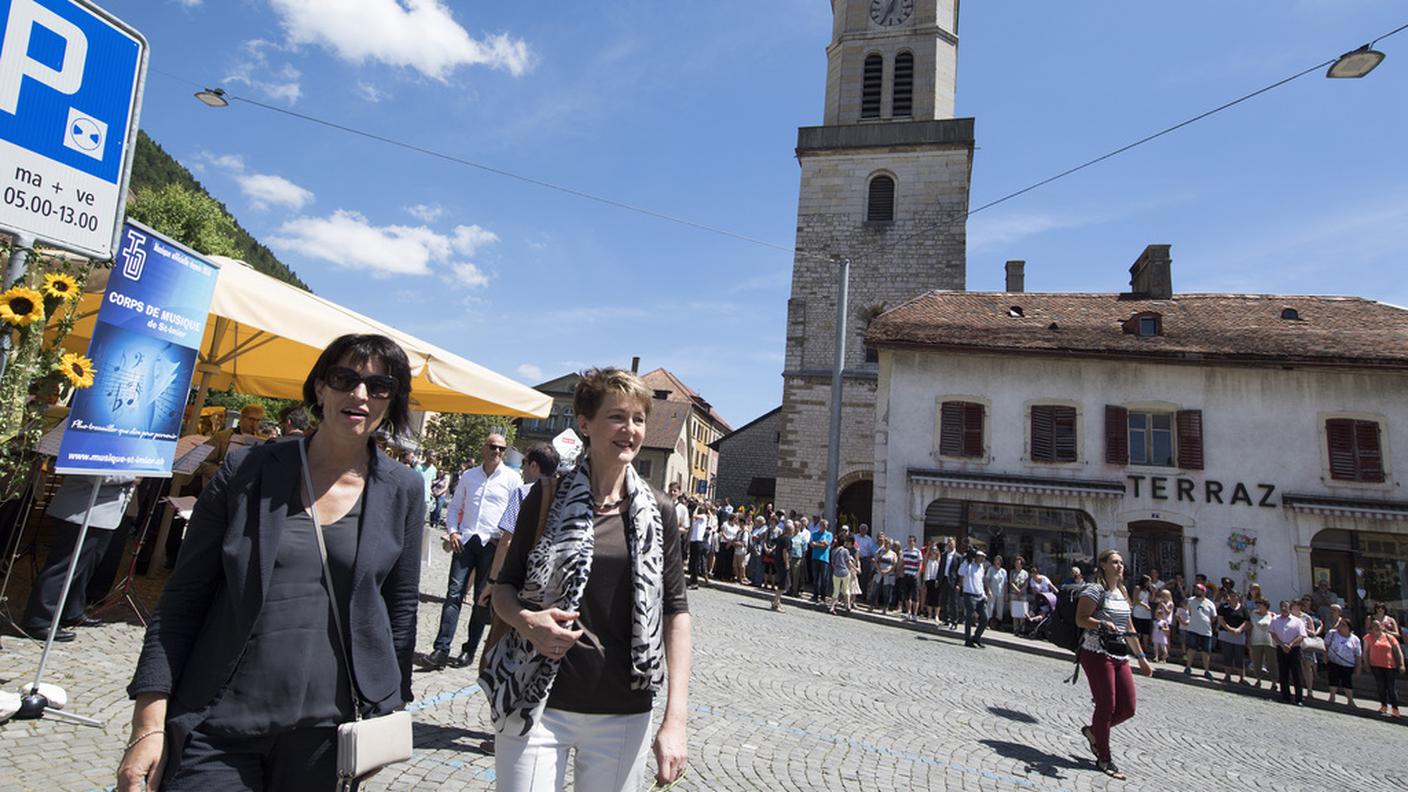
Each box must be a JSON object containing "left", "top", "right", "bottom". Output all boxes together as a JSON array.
[{"left": 117, "top": 334, "right": 424, "bottom": 791}]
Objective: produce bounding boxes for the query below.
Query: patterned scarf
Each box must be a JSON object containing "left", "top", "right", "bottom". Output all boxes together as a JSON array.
[{"left": 478, "top": 457, "right": 666, "bottom": 736}]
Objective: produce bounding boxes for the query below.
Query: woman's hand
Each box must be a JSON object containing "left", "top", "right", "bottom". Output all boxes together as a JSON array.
[
  {"left": 653, "top": 717, "right": 687, "bottom": 785},
  {"left": 116, "top": 734, "right": 166, "bottom": 792},
  {"left": 1137, "top": 656, "right": 1153, "bottom": 677},
  {"left": 521, "top": 608, "right": 583, "bottom": 660}
]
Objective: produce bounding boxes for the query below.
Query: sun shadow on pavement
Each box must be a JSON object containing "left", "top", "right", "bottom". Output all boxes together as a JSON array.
[
  {"left": 978, "top": 739, "right": 1086, "bottom": 779},
  {"left": 413, "top": 721, "right": 495, "bottom": 755},
  {"left": 986, "top": 706, "right": 1039, "bottom": 724}
]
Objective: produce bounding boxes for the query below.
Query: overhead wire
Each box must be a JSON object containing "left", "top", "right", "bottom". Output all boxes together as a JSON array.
[{"left": 150, "top": 20, "right": 1407, "bottom": 269}]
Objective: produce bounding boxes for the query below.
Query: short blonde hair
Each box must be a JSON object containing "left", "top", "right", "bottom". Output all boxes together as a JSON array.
[{"left": 574, "top": 368, "right": 653, "bottom": 419}]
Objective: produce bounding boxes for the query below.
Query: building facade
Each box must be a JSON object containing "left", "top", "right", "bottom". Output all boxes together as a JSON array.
[
  {"left": 513, "top": 372, "right": 580, "bottom": 454},
  {"left": 869, "top": 248, "right": 1408, "bottom": 626},
  {"left": 713, "top": 407, "right": 782, "bottom": 507},
  {"left": 775, "top": 0, "right": 973, "bottom": 524},
  {"left": 641, "top": 368, "right": 731, "bottom": 498}
]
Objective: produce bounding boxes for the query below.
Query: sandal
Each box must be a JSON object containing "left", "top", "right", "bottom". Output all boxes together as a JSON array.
[
  {"left": 1080, "top": 726, "right": 1098, "bottom": 758},
  {"left": 1096, "top": 759, "right": 1126, "bottom": 780}
]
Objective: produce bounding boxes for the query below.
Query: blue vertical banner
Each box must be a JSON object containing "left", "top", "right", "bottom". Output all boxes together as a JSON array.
[{"left": 55, "top": 220, "right": 219, "bottom": 476}]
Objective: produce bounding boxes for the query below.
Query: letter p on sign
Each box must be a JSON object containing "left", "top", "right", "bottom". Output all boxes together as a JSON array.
[{"left": 0, "top": 0, "right": 89, "bottom": 115}]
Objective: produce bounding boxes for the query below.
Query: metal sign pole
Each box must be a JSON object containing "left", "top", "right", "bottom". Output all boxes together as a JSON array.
[
  {"left": 12, "top": 476, "right": 105, "bottom": 727},
  {"left": 0, "top": 233, "right": 36, "bottom": 381}
]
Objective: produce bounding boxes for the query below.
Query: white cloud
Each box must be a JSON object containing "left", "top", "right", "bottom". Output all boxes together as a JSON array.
[
  {"left": 270, "top": 210, "right": 496, "bottom": 283},
  {"left": 199, "top": 152, "right": 312, "bottom": 211},
  {"left": 226, "top": 39, "right": 302, "bottom": 104},
  {"left": 452, "top": 224, "right": 499, "bottom": 256},
  {"left": 515, "top": 363, "right": 543, "bottom": 382},
  {"left": 174, "top": 0, "right": 203, "bottom": 8},
  {"left": 236, "top": 173, "right": 314, "bottom": 211},
  {"left": 356, "top": 81, "right": 389, "bottom": 103},
  {"left": 269, "top": 0, "right": 532, "bottom": 81},
  {"left": 405, "top": 203, "right": 444, "bottom": 222}
]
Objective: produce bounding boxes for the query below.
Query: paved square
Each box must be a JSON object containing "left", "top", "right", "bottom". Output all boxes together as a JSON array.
[{"left": 2, "top": 552, "right": 1404, "bottom": 791}]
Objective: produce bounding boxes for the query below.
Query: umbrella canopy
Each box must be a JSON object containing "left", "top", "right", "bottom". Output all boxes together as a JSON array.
[{"left": 57, "top": 256, "right": 550, "bottom": 417}]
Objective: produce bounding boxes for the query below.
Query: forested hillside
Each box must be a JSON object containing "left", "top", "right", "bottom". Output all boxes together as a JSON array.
[{"left": 129, "top": 131, "right": 309, "bottom": 290}]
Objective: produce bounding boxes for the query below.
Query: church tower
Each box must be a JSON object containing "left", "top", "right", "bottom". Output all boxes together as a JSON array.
[{"left": 775, "top": 0, "right": 973, "bottom": 526}]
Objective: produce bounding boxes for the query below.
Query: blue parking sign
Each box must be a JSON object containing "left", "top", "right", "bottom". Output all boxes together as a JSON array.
[{"left": 0, "top": 0, "right": 146, "bottom": 258}]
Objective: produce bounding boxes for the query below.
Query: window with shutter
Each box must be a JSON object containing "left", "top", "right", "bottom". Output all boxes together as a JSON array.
[
  {"left": 1326, "top": 418, "right": 1386, "bottom": 482},
  {"left": 1031, "top": 405, "right": 1076, "bottom": 463},
  {"left": 1175, "top": 410, "right": 1204, "bottom": 470},
  {"left": 867, "top": 175, "right": 895, "bottom": 222},
  {"left": 861, "top": 54, "right": 883, "bottom": 118},
  {"left": 1105, "top": 405, "right": 1129, "bottom": 464},
  {"left": 892, "top": 51, "right": 914, "bottom": 117},
  {"left": 938, "top": 401, "right": 984, "bottom": 458}
]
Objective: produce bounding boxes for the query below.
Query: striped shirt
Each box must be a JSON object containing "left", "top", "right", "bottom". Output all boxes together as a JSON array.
[{"left": 900, "top": 548, "right": 923, "bottom": 577}]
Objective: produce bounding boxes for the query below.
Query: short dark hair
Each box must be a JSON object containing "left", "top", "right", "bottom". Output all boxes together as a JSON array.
[
  {"left": 526, "top": 444, "right": 561, "bottom": 475},
  {"left": 303, "top": 334, "right": 413, "bottom": 439},
  {"left": 278, "top": 404, "right": 312, "bottom": 431}
]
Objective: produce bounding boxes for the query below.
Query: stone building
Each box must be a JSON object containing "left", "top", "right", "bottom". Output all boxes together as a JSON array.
[
  {"left": 775, "top": 0, "right": 973, "bottom": 525},
  {"left": 867, "top": 248, "right": 1408, "bottom": 626},
  {"left": 712, "top": 407, "right": 782, "bottom": 507}
]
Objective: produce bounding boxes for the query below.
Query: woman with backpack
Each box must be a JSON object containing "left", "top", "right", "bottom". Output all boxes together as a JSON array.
[{"left": 1074, "top": 549, "right": 1153, "bottom": 781}]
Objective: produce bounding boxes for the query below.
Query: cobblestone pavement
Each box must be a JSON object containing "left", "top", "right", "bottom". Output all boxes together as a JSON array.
[{"left": 3, "top": 551, "right": 1406, "bottom": 791}]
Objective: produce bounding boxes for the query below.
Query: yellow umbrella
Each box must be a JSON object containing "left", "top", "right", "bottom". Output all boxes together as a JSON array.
[{"left": 59, "top": 255, "right": 550, "bottom": 418}]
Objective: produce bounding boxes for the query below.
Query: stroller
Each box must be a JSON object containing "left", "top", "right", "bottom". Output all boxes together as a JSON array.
[{"left": 1015, "top": 591, "right": 1058, "bottom": 639}]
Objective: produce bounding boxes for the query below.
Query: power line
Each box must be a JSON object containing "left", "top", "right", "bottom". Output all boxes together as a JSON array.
[{"left": 152, "top": 20, "right": 1406, "bottom": 268}]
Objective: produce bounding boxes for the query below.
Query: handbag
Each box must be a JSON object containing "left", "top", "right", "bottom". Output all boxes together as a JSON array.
[
  {"left": 299, "top": 440, "right": 413, "bottom": 791},
  {"left": 1301, "top": 636, "right": 1326, "bottom": 653}
]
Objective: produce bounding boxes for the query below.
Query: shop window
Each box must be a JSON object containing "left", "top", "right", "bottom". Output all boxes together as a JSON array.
[
  {"left": 939, "top": 401, "right": 984, "bottom": 458},
  {"left": 1030, "top": 404, "right": 1077, "bottom": 463},
  {"left": 1326, "top": 418, "right": 1385, "bottom": 482}
]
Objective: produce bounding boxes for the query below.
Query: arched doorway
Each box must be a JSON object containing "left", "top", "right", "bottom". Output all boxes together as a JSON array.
[
  {"left": 836, "top": 479, "right": 872, "bottom": 531},
  {"left": 1127, "top": 520, "right": 1183, "bottom": 582}
]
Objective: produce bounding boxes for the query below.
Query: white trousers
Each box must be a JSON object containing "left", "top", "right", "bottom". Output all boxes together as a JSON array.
[{"left": 495, "top": 708, "right": 652, "bottom": 792}]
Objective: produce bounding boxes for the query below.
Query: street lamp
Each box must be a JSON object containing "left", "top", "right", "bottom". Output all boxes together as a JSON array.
[
  {"left": 1327, "top": 45, "right": 1386, "bottom": 78},
  {"left": 194, "top": 87, "right": 229, "bottom": 107}
]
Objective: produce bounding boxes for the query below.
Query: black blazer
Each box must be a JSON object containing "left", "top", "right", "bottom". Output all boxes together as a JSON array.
[{"left": 128, "top": 438, "right": 424, "bottom": 725}]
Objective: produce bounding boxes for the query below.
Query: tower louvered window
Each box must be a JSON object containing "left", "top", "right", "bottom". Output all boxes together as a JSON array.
[
  {"left": 861, "top": 54, "right": 883, "bottom": 118},
  {"left": 892, "top": 52, "right": 914, "bottom": 117},
  {"left": 867, "top": 175, "right": 895, "bottom": 222}
]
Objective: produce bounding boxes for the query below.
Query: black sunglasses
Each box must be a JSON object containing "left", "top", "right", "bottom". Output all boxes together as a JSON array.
[
  {"left": 324, "top": 366, "right": 398, "bottom": 399},
  {"left": 486, "top": 444, "right": 507, "bottom": 453}
]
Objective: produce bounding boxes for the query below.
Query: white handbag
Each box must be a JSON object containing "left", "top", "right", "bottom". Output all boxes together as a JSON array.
[{"left": 300, "top": 440, "right": 414, "bottom": 790}]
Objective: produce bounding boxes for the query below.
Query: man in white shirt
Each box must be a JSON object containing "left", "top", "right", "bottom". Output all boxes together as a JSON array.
[
  {"left": 1270, "top": 599, "right": 1308, "bottom": 705},
  {"left": 1181, "top": 583, "right": 1218, "bottom": 680},
  {"left": 854, "top": 524, "right": 878, "bottom": 601},
  {"left": 423, "top": 434, "right": 522, "bottom": 670},
  {"left": 958, "top": 548, "right": 990, "bottom": 648}
]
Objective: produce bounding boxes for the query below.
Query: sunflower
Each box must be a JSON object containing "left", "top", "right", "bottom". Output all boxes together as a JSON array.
[
  {"left": 0, "top": 286, "right": 46, "bottom": 327},
  {"left": 42, "top": 272, "right": 81, "bottom": 302},
  {"left": 56, "top": 353, "right": 96, "bottom": 388}
]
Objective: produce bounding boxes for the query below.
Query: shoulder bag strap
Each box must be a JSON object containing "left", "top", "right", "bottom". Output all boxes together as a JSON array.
[{"left": 299, "top": 438, "right": 365, "bottom": 722}]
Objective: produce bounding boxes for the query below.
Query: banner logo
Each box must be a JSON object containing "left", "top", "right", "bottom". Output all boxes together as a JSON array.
[{"left": 119, "top": 227, "right": 146, "bottom": 280}]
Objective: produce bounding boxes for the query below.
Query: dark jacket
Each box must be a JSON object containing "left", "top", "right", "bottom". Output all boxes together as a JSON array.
[{"left": 128, "top": 438, "right": 424, "bottom": 745}]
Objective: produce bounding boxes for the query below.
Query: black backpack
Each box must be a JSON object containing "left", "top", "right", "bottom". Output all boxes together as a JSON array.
[{"left": 1050, "top": 582, "right": 1102, "bottom": 653}]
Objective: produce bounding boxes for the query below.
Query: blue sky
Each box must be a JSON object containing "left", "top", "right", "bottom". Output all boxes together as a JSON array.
[{"left": 96, "top": 1, "right": 1408, "bottom": 429}]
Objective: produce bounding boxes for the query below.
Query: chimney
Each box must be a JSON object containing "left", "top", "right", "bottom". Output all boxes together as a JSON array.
[
  {"left": 1005, "top": 260, "right": 1025, "bottom": 293},
  {"left": 630, "top": 356, "right": 640, "bottom": 373},
  {"left": 1129, "top": 244, "right": 1172, "bottom": 300}
]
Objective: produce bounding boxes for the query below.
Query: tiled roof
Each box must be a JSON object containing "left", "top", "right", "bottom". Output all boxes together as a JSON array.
[
  {"left": 866, "top": 291, "right": 1408, "bottom": 369},
  {"left": 641, "top": 368, "right": 733, "bottom": 432},
  {"left": 642, "top": 399, "right": 691, "bottom": 451}
]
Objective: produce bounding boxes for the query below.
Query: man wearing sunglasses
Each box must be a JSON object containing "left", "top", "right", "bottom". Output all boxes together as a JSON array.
[{"left": 423, "top": 433, "right": 523, "bottom": 670}]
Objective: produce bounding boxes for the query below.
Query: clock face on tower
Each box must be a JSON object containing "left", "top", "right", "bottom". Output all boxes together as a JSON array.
[{"left": 870, "top": 0, "right": 914, "bottom": 27}]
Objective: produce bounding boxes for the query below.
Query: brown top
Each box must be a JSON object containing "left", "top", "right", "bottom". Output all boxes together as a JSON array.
[
  {"left": 499, "top": 481, "right": 688, "bottom": 714},
  {"left": 866, "top": 291, "right": 1408, "bottom": 369}
]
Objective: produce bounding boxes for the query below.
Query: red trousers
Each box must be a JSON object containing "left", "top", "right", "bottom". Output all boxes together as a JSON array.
[{"left": 1080, "top": 649, "right": 1137, "bottom": 762}]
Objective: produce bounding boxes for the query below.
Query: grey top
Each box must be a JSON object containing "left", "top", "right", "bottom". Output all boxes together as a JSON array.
[
  {"left": 831, "top": 546, "right": 852, "bottom": 578},
  {"left": 1080, "top": 584, "right": 1132, "bottom": 659},
  {"left": 201, "top": 489, "right": 361, "bottom": 735},
  {"left": 46, "top": 475, "right": 137, "bottom": 530}
]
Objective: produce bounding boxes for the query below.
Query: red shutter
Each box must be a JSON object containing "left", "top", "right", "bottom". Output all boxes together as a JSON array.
[
  {"left": 1326, "top": 419, "right": 1358, "bottom": 481},
  {"left": 1176, "top": 409, "right": 1204, "bottom": 471},
  {"left": 1354, "top": 420, "right": 1385, "bottom": 483},
  {"left": 1030, "top": 406, "right": 1054, "bottom": 462},
  {"left": 1105, "top": 405, "right": 1129, "bottom": 465},
  {"left": 1052, "top": 406, "right": 1077, "bottom": 462},
  {"left": 962, "top": 403, "right": 985, "bottom": 457},
  {"left": 939, "top": 402, "right": 962, "bottom": 456}
]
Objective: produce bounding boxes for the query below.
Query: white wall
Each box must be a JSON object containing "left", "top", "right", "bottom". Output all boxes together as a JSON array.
[{"left": 876, "top": 348, "right": 1408, "bottom": 601}]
